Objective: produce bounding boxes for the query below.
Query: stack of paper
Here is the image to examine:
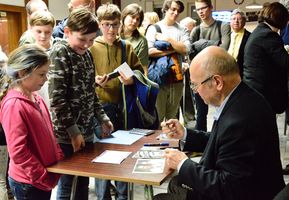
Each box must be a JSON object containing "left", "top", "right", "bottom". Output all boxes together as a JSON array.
[{"left": 92, "top": 150, "right": 131, "bottom": 164}]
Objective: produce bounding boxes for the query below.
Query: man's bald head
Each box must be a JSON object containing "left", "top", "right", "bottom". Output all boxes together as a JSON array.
[
  {"left": 190, "top": 46, "right": 240, "bottom": 77},
  {"left": 68, "top": 0, "right": 95, "bottom": 13},
  {"left": 26, "top": 0, "right": 48, "bottom": 16},
  {"left": 190, "top": 46, "right": 241, "bottom": 106}
]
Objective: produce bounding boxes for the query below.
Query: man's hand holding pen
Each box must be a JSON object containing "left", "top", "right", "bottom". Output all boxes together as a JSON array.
[
  {"left": 160, "top": 119, "right": 185, "bottom": 139},
  {"left": 160, "top": 119, "right": 189, "bottom": 170}
]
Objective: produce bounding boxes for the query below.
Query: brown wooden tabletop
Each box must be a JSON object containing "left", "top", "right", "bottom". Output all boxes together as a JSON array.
[{"left": 47, "top": 131, "right": 178, "bottom": 186}]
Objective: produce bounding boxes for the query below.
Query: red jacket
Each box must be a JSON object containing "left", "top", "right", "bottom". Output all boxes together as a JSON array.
[{"left": 0, "top": 89, "right": 63, "bottom": 191}]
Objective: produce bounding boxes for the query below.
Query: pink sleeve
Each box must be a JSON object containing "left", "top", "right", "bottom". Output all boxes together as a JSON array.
[{"left": 1, "top": 100, "right": 54, "bottom": 188}]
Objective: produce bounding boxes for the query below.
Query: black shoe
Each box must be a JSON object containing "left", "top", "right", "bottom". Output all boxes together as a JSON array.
[{"left": 283, "top": 164, "right": 289, "bottom": 175}]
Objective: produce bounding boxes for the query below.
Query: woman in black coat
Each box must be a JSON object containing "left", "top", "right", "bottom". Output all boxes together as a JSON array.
[{"left": 243, "top": 2, "right": 289, "bottom": 114}]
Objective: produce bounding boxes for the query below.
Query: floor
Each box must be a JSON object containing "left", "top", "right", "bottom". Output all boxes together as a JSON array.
[{"left": 51, "top": 106, "right": 289, "bottom": 199}]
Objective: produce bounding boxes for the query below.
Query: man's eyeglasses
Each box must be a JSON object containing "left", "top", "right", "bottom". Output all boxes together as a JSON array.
[
  {"left": 101, "top": 23, "right": 120, "bottom": 30},
  {"left": 190, "top": 75, "right": 214, "bottom": 92},
  {"left": 195, "top": 5, "right": 209, "bottom": 12}
]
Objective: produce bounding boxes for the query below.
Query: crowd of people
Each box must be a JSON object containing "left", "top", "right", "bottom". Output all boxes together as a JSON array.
[{"left": 0, "top": 0, "right": 289, "bottom": 199}]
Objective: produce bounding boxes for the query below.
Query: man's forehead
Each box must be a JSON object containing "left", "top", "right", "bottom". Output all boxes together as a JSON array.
[
  {"left": 195, "top": 2, "right": 208, "bottom": 8},
  {"left": 30, "top": 2, "right": 48, "bottom": 13},
  {"left": 72, "top": 0, "right": 92, "bottom": 7},
  {"left": 231, "top": 13, "right": 243, "bottom": 18},
  {"left": 190, "top": 60, "right": 203, "bottom": 75}
]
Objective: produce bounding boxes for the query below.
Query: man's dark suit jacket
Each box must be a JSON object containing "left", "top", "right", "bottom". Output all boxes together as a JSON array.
[
  {"left": 243, "top": 22, "right": 289, "bottom": 114},
  {"left": 178, "top": 82, "right": 285, "bottom": 200},
  {"left": 236, "top": 29, "right": 250, "bottom": 78}
]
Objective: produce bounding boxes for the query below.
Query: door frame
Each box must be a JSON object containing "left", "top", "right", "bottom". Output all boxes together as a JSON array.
[{"left": 0, "top": 4, "right": 26, "bottom": 33}]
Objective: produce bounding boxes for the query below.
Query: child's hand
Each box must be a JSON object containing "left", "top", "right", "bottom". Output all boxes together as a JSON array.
[
  {"left": 95, "top": 75, "right": 109, "bottom": 87},
  {"left": 71, "top": 134, "right": 85, "bottom": 152},
  {"left": 118, "top": 70, "right": 134, "bottom": 85},
  {"left": 101, "top": 121, "right": 114, "bottom": 138}
]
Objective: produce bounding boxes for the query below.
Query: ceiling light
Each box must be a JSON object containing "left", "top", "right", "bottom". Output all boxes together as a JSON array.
[{"left": 246, "top": 0, "right": 263, "bottom": 9}]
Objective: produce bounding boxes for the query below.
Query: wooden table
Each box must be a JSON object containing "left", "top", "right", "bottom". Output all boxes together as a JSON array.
[{"left": 47, "top": 132, "right": 178, "bottom": 200}]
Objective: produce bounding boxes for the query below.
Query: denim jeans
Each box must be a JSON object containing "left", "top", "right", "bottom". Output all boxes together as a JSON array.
[
  {"left": 0, "top": 145, "right": 8, "bottom": 200},
  {"left": 194, "top": 93, "right": 208, "bottom": 131},
  {"left": 8, "top": 177, "right": 51, "bottom": 200},
  {"left": 95, "top": 103, "right": 128, "bottom": 200},
  {"left": 95, "top": 179, "right": 127, "bottom": 200},
  {"left": 56, "top": 143, "right": 89, "bottom": 200}
]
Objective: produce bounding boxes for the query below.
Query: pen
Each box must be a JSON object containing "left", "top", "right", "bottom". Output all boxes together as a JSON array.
[{"left": 144, "top": 142, "right": 169, "bottom": 147}]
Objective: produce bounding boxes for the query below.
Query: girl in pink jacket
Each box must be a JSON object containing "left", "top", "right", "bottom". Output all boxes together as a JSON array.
[{"left": 0, "top": 44, "right": 63, "bottom": 200}]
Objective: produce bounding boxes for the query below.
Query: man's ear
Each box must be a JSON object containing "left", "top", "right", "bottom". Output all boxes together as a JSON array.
[{"left": 214, "top": 75, "right": 224, "bottom": 91}]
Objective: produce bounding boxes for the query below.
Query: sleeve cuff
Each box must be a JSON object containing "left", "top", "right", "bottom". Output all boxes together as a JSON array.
[
  {"left": 177, "top": 158, "right": 189, "bottom": 172},
  {"left": 66, "top": 124, "right": 81, "bottom": 138}
]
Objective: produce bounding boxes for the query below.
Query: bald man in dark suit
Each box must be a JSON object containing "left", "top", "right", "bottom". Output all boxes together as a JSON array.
[{"left": 154, "top": 46, "right": 285, "bottom": 200}]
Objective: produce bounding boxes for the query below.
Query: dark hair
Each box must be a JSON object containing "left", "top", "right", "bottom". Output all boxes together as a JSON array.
[
  {"left": 120, "top": 3, "right": 144, "bottom": 38},
  {"left": 258, "top": 2, "right": 289, "bottom": 29},
  {"left": 162, "top": 0, "right": 184, "bottom": 14},
  {"left": 67, "top": 7, "right": 98, "bottom": 34}
]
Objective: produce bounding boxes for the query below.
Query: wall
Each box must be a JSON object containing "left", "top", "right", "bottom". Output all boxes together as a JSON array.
[
  {"left": 120, "top": 0, "right": 275, "bottom": 21},
  {"left": 0, "top": 0, "right": 276, "bottom": 21},
  {"left": 0, "top": 0, "right": 24, "bottom": 7},
  {"left": 49, "top": 0, "right": 69, "bottom": 20}
]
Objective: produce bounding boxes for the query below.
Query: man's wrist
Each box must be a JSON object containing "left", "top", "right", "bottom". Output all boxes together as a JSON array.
[{"left": 177, "top": 158, "right": 188, "bottom": 172}]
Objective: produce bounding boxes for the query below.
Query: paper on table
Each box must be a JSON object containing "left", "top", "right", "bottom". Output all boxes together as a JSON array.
[
  {"left": 116, "top": 62, "right": 134, "bottom": 78},
  {"left": 92, "top": 150, "right": 131, "bottom": 164},
  {"left": 97, "top": 130, "right": 143, "bottom": 145},
  {"left": 133, "top": 158, "right": 165, "bottom": 173}
]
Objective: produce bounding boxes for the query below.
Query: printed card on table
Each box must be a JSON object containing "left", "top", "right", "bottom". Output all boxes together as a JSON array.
[{"left": 133, "top": 159, "right": 165, "bottom": 173}]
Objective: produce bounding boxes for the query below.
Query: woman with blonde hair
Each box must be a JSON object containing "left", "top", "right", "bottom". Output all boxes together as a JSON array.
[{"left": 141, "top": 11, "right": 160, "bottom": 35}]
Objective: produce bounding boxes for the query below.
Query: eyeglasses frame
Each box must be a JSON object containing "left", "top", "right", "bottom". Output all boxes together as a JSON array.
[{"left": 190, "top": 75, "right": 214, "bottom": 92}]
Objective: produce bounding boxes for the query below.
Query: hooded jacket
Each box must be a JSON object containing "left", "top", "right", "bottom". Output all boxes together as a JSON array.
[
  {"left": 90, "top": 37, "right": 143, "bottom": 104},
  {"left": 49, "top": 40, "right": 110, "bottom": 144},
  {"left": 0, "top": 90, "right": 64, "bottom": 191}
]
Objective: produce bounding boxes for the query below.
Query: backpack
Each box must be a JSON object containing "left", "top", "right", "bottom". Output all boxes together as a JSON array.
[{"left": 122, "top": 70, "right": 159, "bottom": 130}]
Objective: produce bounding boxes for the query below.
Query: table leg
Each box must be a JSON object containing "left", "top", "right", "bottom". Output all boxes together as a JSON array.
[
  {"left": 144, "top": 184, "right": 154, "bottom": 200},
  {"left": 128, "top": 182, "right": 134, "bottom": 200},
  {"left": 70, "top": 176, "right": 78, "bottom": 200}
]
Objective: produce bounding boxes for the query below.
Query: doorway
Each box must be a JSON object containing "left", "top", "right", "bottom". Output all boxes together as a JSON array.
[{"left": 0, "top": 4, "right": 26, "bottom": 54}]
